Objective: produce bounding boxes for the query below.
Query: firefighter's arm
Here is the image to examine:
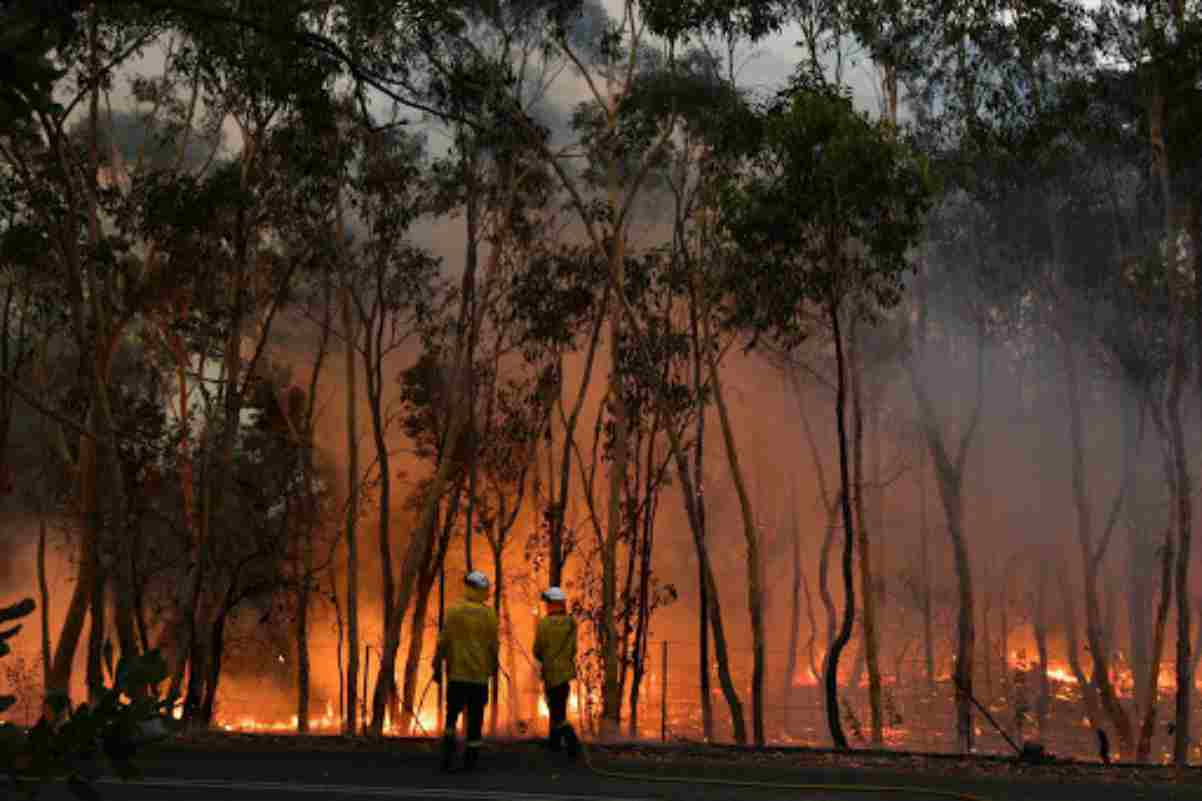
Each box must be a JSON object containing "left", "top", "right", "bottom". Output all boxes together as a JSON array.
[{"left": 532, "top": 622, "right": 544, "bottom": 664}]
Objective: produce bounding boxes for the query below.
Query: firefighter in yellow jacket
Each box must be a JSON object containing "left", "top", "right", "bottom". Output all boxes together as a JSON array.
[
  {"left": 433, "top": 571, "right": 499, "bottom": 773},
  {"left": 533, "top": 586, "right": 580, "bottom": 760}
]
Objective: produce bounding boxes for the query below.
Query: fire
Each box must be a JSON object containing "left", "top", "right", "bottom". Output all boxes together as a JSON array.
[{"left": 1045, "top": 666, "right": 1079, "bottom": 685}]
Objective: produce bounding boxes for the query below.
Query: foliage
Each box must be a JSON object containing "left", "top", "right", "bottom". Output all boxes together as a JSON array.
[
  {"left": 717, "top": 76, "right": 933, "bottom": 344},
  {"left": 0, "top": 598, "right": 173, "bottom": 801}
]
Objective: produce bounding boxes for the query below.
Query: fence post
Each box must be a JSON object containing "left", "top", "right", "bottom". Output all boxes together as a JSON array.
[{"left": 661, "top": 640, "right": 669, "bottom": 742}]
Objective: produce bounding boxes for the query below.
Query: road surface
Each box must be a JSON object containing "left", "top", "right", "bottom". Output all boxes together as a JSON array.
[{"left": 24, "top": 739, "right": 1202, "bottom": 801}]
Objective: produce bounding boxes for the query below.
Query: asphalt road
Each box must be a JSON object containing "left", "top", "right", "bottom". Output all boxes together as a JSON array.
[{"left": 23, "top": 742, "right": 1202, "bottom": 801}]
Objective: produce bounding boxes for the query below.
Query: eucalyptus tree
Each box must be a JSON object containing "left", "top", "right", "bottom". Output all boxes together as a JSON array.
[{"left": 716, "top": 74, "right": 931, "bottom": 749}]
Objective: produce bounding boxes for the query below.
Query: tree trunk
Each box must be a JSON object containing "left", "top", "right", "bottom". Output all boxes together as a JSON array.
[
  {"left": 824, "top": 299, "right": 856, "bottom": 751},
  {"left": 399, "top": 565, "right": 438, "bottom": 734},
  {"left": 1168, "top": 333, "right": 1193, "bottom": 767},
  {"left": 367, "top": 331, "right": 397, "bottom": 737},
  {"left": 400, "top": 479, "right": 461, "bottom": 733},
  {"left": 342, "top": 283, "right": 361, "bottom": 736},
  {"left": 706, "top": 316, "right": 765, "bottom": 746},
  {"left": 908, "top": 315, "right": 983, "bottom": 754},
  {"left": 331, "top": 571, "right": 345, "bottom": 724},
  {"left": 850, "top": 325, "right": 882, "bottom": 746},
  {"left": 297, "top": 563, "right": 311, "bottom": 733},
  {"left": 86, "top": 569, "right": 107, "bottom": 704},
  {"left": 1136, "top": 526, "right": 1174, "bottom": 762},
  {"left": 1060, "top": 570, "right": 1103, "bottom": 731},
  {"left": 698, "top": 544, "right": 712, "bottom": 740},
  {"left": 1061, "top": 329, "right": 1134, "bottom": 754},
  {"left": 199, "top": 607, "right": 228, "bottom": 726},
  {"left": 600, "top": 224, "right": 629, "bottom": 740},
  {"left": 784, "top": 480, "right": 802, "bottom": 730},
  {"left": 919, "top": 447, "right": 935, "bottom": 691},
  {"left": 38, "top": 514, "right": 52, "bottom": 691},
  {"left": 1034, "top": 559, "right": 1051, "bottom": 738}
]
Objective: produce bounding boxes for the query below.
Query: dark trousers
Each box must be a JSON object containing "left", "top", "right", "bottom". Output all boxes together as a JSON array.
[
  {"left": 546, "top": 682, "right": 571, "bottom": 731},
  {"left": 445, "top": 680, "right": 488, "bottom": 746}
]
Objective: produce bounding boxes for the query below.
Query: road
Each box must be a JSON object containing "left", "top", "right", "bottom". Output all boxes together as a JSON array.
[{"left": 24, "top": 740, "right": 1202, "bottom": 801}]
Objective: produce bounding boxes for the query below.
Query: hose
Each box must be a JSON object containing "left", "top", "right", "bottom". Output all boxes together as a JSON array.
[{"left": 575, "top": 739, "right": 995, "bottom": 801}]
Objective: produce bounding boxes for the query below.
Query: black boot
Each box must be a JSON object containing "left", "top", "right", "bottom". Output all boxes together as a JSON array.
[
  {"left": 463, "top": 745, "right": 480, "bottom": 772},
  {"left": 563, "top": 725, "right": 580, "bottom": 762},
  {"left": 440, "top": 735, "right": 456, "bottom": 773}
]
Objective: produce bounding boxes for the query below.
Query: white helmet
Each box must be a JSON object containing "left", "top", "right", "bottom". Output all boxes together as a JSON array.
[
  {"left": 542, "top": 586, "right": 566, "bottom": 602},
  {"left": 465, "top": 571, "right": 490, "bottom": 590}
]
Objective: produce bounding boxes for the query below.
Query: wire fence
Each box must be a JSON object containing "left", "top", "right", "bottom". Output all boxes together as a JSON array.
[
  {"left": 5, "top": 636, "right": 1200, "bottom": 764},
  {"left": 206, "top": 638, "right": 1202, "bottom": 763}
]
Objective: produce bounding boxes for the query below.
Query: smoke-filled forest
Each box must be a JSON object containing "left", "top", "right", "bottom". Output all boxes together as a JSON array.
[{"left": 2, "top": 0, "right": 1202, "bottom": 770}]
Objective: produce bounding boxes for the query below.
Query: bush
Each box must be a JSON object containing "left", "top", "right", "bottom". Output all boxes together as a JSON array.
[{"left": 0, "top": 597, "right": 175, "bottom": 800}]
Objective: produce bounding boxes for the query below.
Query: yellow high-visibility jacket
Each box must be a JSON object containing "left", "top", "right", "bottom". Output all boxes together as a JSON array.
[
  {"left": 434, "top": 586, "right": 499, "bottom": 685},
  {"left": 533, "top": 614, "right": 577, "bottom": 689}
]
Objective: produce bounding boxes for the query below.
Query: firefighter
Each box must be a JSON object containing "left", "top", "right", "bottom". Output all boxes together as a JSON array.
[
  {"left": 533, "top": 586, "right": 580, "bottom": 760},
  {"left": 433, "top": 570, "right": 499, "bottom": 773}
]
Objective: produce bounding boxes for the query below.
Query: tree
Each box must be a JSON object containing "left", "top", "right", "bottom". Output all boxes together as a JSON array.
[{"left": 715, "top": 75, "right": 931, "bottom": 749}]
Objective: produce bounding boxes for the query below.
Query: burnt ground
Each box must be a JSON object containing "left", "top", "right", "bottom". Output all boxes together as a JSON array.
[{"left": 29, "top": 731, "right": 1202, "bottom": 801}]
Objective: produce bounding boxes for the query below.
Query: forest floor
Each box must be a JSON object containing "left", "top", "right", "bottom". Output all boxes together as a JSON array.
[{"left": 59, "top": 730, "right": 1202, "bottom": 801}]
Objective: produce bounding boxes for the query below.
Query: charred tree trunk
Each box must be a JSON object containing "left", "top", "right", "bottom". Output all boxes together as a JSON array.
[{"left": 825, "top": 298, "right": 856, "bottom": 751}]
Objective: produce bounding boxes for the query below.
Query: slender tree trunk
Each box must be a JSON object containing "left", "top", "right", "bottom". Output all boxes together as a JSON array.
[
  {"left": 706, "top": 317, "right": 765, "bottom": 746},
  {"left": 200, "top": 608, "right": 228, "bottom": 725},
  {"left": 1168, "top": 334, "right": 1193, "bottom": 766},
  {"left": 342, "top": 282, "right": 361, "bottom": 736},
  {"left": 297, "top": 559, "right": 311, "bottom": 733},
  {"left": 1060, "top": 570, "right": 1103, "bottom": 730},
  {"left": 850, "top": 325, "right": 882, "bottom": 746},
  {"left": 399, "top": 565, "right": 438, "bottom": 734},
  {"left": 332, "top": 571, "right": 345, "bottom": 724},
  {"left": 919, "top": 446, "right": 935, "bottom": 691},
  {"left": 1034, "top": 560, "right": 1051, "bottom": 738},
  {"left": 824, "top": 299, "right": 856, "bottom": 751},
  {"left": 1061, "top": 329, "right": 1134, "bottom": 754},
  {"left": 86, "top": 569, "right": 107, "bottom": 704},
  {"left": 38, "top": 514, "right": 52, "bottom": 690},
  {"left": 698, "top": 545, "right": 712, "bottom": 738},
  {"left": 367, "top": 339, "right": 398, "bottom": 737},
  {"left": 1136, "top": 526, "right": 1174, "bottom": 762},
  {"left": 400, "top": 479, "right": 461, "bottom": 733},
  {"left": 600, "top": 220, "right": 629, "bottom": 740},
  {"left": 785, "top": 480, "right": 802, "bottom": 730}
]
